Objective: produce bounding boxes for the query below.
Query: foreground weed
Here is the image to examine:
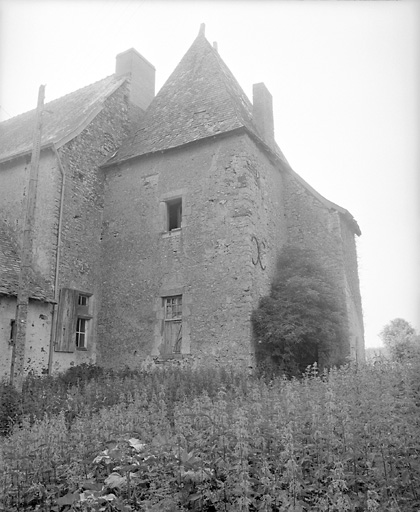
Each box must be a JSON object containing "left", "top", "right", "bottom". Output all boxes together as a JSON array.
[{"left": 1, "top": 362, "right": 419, "bottom": 511}]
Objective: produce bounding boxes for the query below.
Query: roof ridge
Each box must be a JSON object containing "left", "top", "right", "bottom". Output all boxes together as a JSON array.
[
  {"left": 0, "top": 74, "right": 127, "bottom": 163},
  {"left": 107, "top": 31, "right": 259, "bottom": 164},
  {"left": 210, "top": 41, "right": 255, "bottom": 130},
  {"left": 0, "top": 74, "right": 121, "bottom": 127}
]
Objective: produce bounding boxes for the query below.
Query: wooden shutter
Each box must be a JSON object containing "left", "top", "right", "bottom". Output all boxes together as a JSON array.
[
  {"left": 55, "top": 288, "right": 78, "bottom": 352},
  {"left": 163, "top": 320, "right": 182, "bottom": 355}
]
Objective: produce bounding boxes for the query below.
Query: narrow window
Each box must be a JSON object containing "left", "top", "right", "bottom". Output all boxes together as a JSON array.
[
  {"left": 78, "top": 295, "right": 88, "bottom": 306},
  {"left": 167, "top": 198, "right": 182, "bottom": 231},
  {"left": 9, "top": 319, "right": 16, "bottom": 343},
  {"left": 163, "top": 295, "right": 182, "bottom": 354},
  {"left": 76, "top": 294, "right": 90, "bottom": 350},
  {"left": 76, "top": 318, "right": 87, "bottom": 349}
]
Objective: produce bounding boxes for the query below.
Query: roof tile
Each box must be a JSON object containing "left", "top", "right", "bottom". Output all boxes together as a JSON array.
[
  {"left": 108, "top": 33, "right": 259, "bottom": 164},
  {"left": 0, "top": 75, "right": 126, "bottom": 163},
  {"left": 0, "top": 221, "right": 54, "bottom": 301}
]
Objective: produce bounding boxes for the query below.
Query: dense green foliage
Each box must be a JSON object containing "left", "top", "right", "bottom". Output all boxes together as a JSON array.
[
  {"left": 1, "top": 359, "right": 419, "bottom": 511},
  {"left": 379, "top": 318, "right": 420, "bottom": 362},
  {"left": 0, "top": 363, "right": 241, "bottom": 436},
  {"left": 0, "top": 383, "right": 21, "bottom": 437},
  {"left": 252, "top": 246, "right": 348, "bottom": 375}
]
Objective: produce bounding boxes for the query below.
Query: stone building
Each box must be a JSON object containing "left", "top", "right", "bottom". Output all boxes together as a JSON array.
[{"left": 0, "top": 27, "right": 364, "bottom": 379}]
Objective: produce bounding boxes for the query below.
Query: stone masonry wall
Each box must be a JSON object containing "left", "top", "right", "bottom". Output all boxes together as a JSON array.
[
  {"left": 50, "top": 83, "right": 132, "bottom": 372},
  {"left": 0, "top": 296, "right": 52, "bottom": 379},
  {"left": 0, "top": 150, "right": 59, "bottom": 285},
  {"left": 283, "top": 172, "right": 364, "bottom": 361},
  {"left": 339, "top": 217, "right": 365, "bottom": 361},
  {"left": 0, "top": 83, "right": 133, "bottom": 375},
  {"left": 99, "top": 131, "right": 287, "bottom": 370}
]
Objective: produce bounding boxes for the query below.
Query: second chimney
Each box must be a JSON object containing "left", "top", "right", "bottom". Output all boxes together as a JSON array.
[
  {"left": 253, "top": 83, "right": 275, "bottom": 148},
  {"left": 116, "top": 48, "right": 155, "bottom": 112}
]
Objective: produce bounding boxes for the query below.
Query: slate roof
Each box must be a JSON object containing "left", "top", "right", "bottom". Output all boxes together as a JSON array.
[
  {"left": 0, "top": 221, "right": 54, "bottom": 302},
  {"left": 0, "top": 75, "right": 126, "bottom": 163},
  {"left": 107, "top": 30, "right": 264, "bottom": 164}
]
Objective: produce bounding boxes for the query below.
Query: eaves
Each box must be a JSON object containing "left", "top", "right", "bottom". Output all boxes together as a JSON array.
[
  {"left": 101, "top": 125, "right": 361, "bottom": 236},
  {"left": 0, "top": 78, "right": 126, "bottom": 166}
]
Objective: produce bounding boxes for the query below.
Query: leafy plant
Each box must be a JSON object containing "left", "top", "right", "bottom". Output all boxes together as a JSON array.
[
  {"left": 379, "top": 318, "right": 420, "bottom": 362},
  {"left": 0, "top": 382, "right": 21, "bottom": 436},
  {"left": 252, "top": 245, "right": 348, "bottom": 376},
  {"left": 1, "top": 361, "right": 419, "bottom": 511}
]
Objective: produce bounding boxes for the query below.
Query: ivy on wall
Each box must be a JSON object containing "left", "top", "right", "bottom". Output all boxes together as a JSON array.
[{"left": 252, "top": 245, "right": 348, "bottom": 376}]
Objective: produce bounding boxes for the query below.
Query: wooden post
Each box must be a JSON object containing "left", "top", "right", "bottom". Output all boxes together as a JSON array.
[{"left": 10, "top": 85, "right": 45, "bottom": 390}]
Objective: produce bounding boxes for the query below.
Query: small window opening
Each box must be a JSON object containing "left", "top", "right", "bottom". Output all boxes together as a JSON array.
[
  {"left": 78, "top": 294, "right": 88, "bottom": 306},
  {"left": 167, "top": 199, "right": 182, "bottom": 231},
  {"left": 76, "top": 318, "right": 87, "bottom": 349},
  {"left": 9, "top": 319, "right": 16, "bottom": 343},
  {"left": 165, "top": 295, "right": 182, "bottom": 320},
  {"left": 76, "top": 293, "right": 91, "bottom": 349}
]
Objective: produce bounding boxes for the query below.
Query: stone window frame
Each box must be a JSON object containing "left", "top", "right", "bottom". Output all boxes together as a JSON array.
[
  {"left": 166, "top": 198, "right": 182, "bottom": 232},
  {"left": 152, "top": 286, "right": 191, "bottom": 359},
  {"left": 160, "top": 189, "right": 190, "bottom": 236}
]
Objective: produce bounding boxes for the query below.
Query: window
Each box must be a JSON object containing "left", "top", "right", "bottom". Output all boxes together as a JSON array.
[
  {"left": 78, "top": 294, "right": 88, "bottom": 306},
  {"left": 76, "top": 318, "right": 88, "bottom": 349},
  {"left": 167, "top": 198, "right": 182, "bottom": 231},
  {"left": 55, "top": 289, "right": 92, "bottom": 352},
  {"left": 75, "top": 294, "right": 91, "bottom": 350},
  {"left": 165, "top": 295, "right": 182, "bottom": 320},
  {"left": 9, "top": 319, "right": 16, "bottom": 344},
  {"left": 163, "top": 295, "right": 182, "bottom": 355}
]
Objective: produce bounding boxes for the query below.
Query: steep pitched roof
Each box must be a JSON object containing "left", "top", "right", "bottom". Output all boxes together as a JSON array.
[
  {"left": 107, "top": 30, "right": 260, "bottom": 164},
  {"left": 106, "top": 31, "right": 360, "bottom": 235},
  {"left": 0, "top": 221, "right": 54, "bottom": 302},
  {"left": 0, "top": 75, "right": 126, "bottom": 163}
]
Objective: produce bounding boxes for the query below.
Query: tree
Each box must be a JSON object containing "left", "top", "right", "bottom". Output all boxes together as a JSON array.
[
  {"left": 251, "top": 245, "right": 348, "bottom": 376},
  {"left": 379, "top": 318, "right": 420, "bottom": 362}
]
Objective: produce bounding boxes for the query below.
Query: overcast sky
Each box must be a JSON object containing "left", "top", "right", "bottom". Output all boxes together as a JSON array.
[{"left": 0, "top": 0, "right": 419, "bottom": 348}]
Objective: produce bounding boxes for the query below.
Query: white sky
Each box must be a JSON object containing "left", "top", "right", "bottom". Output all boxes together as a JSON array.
[{"left": 0, "top": 0, "right": 419, "bottom": 347}]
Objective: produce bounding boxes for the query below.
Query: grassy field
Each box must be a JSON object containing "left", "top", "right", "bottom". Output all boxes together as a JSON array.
[{"left": 0, "top": 358, "right": 419, "bottom": 511}]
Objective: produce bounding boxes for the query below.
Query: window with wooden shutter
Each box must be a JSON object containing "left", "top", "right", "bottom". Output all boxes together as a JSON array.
[
  {"left": 162, "top": 295, "right": 182, "bottom": 356},
  {"left": 55, "top": 288, "right": 78, "bottom": 352},
  {"left": 55, "top": 289, "right": 93, "bottom": 352}
]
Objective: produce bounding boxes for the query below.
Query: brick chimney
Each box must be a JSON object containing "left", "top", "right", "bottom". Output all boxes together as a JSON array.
[
  {"left": 252, "top": 83, "right": 275, "bottom": 148},
  {"left": 116, "top": 48, "right": 155, "bottom": 112}
]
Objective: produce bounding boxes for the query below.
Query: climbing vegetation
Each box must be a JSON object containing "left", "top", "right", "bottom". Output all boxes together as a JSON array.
[{"left": 252, "top": 245, "right": 348, "bottom": 376}]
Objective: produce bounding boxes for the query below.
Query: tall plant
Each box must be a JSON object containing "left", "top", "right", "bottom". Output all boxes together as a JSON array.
[
  {"left": 379, "top": 318, "right": 420, "bottom": 362},
  {"left": 252, "top": 245, "right": 348, "bottom": 375}
]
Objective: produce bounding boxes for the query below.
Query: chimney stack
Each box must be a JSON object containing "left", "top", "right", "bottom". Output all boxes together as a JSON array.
[
  {"left": 116, "top": 48, "right": 155, "bottom": 112},
  {"left": 252, "top": 83, "right": 275, "bottom": 148}
]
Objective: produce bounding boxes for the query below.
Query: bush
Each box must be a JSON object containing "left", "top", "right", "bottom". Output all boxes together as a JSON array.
[
  {"left": 1, "top": 364, "right": 248, "bottom": 435},
  {"left": 0, "top": 382, "right": 21, "bottom": 436},
  {"left": 379, "top": 318, "right": 420, "bottom": 363},
  {"left": 252, "top": 245, "right": 348, "bottom": 376},
  {"left": 1, "top": 361, "right": 419, "bottom": 511}
]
